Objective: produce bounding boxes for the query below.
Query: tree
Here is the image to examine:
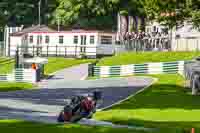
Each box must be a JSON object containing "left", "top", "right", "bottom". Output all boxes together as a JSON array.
[
  {"left": 191, "top": 11, "right": 200, "bottom": 30},
  {"left": 140, "top": 0, "right": 160, "bottom": 20},
  {"left": 189, "top": 0, "right": 200, "bottom": 30},
  {"left": 53, "top": 0, "right": 119, "bottom": 29},
  {"left": 52, "top": 0, "right": 145, "bottom": 29},
  {"left": 0, "top": 0, "right": 57, "bottom": 28}
]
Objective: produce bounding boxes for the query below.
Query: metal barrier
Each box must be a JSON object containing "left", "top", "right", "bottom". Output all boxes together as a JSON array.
[{"left": 117, "top": 37, "right": 171, "bottom": 52}]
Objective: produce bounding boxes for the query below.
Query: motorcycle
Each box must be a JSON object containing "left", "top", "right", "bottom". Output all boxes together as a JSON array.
[{"left": 57, "top": 90, "right": 102, "bottom": 123}]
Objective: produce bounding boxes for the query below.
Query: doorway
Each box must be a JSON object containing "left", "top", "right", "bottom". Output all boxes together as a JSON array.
[{"left": 80, "top": 35, "right": 86, "bottom": 53}]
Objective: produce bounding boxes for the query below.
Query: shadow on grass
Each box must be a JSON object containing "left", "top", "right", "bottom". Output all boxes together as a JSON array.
[
  {"left": 0, "top": 82, "right": 34, "bottom": 92},
  {"left": 0, "top": 120, "right": 153, "bottom": 133},
  {"left": 0, "top": 87, "right": 32, "bottom": 92},
  {"left": 98, "top": 117, "right": 200, "bottom": 132},
  {"left": 0, "top": 119, "right": 195, "bottom": 133},
  {"left": 0, "top": 87, "right": 21, "bottom": 92}
]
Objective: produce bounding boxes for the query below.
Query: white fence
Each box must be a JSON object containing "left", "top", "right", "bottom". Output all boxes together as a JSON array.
[{"left": 172, "top": 38, "right": 200, "bottom": 51}]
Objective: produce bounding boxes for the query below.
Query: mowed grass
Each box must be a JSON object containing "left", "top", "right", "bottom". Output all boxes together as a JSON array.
[
  {"left": 94, "top": 74, "right": 200, "bottom": 131},
  {"left": 0, "top": 82, "right": 34, "bottom": 92},
  {"left": 0, "top": 57, "right": 94, "bottom": 92},
  {"left": 0, "top": 62, "right": 14, "bottom": 74},
  {"left": 0, "top": 57, "right": 14, "bottom": 74},
  {"left": 0, "top": 58, "right": 33, "bottom": 92},
  {"left": 97, "top": 52, "right": 200, "bottom": 66},
  {"left": 0, "top": 57, "right": 95, "bottom": 75},
  {"left": 0, "top": 119, "right": 187, "bottom": 133},
  {"left": 44, "top": 58, "right": 95, "bottom": 75}
]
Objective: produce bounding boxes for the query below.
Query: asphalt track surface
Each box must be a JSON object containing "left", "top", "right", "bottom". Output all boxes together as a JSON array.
[{"left": 0, "top": 77, "right": 154, "bottom": 124}]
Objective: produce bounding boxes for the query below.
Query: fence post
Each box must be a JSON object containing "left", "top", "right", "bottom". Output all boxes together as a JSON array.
[
  {"left": 47, "top": 45, "right": 49, "bottom": 57},
  {"left": 15, "top": 48, "right": 19, "bottom": 68},
  {"left": 88, "top": 63, "right": 94, "bottom": 77},
  {"left": 56, "top": 45, "right": 58, "bottom": 56},
  {"left": 65, "top": 47, "right": 67, "bottom": 57},
  {"left": 41, "top": 46, "right": 43, "bottom": 56},
  {"left": 36, "top": 46, "right": 39, "bottom": 56},
  {"left": 75, "top": 45, "right": 77, "bottom": 57},
  {"left": 186, "top": 39, "right": 189, "bottom": 51},
  {"left": 33, "top": 46, "right": 35, "bottom": 57}
]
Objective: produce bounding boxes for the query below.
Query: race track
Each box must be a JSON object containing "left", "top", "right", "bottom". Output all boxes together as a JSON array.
[{"left": 0, "top": 77, "right": 154, "bottom": 123}]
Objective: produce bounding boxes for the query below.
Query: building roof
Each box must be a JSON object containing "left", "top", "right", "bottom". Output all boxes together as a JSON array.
[
  {"left": 31, "top": 29, "right": 115, "bottom": 34},
  {"left": 10, "top": 25, "right": 116, "bottom": 36},
  {"left": 10, "top": 25, "right": 55, "bottom": 36}
]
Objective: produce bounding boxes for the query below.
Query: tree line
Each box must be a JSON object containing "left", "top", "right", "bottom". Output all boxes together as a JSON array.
[{"left": 0, "top": 0, "right": 200, "bottom": 30}]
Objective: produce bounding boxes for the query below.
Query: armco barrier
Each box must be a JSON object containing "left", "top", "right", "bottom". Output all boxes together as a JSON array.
[
  {"left": 89, "top": 61, "right": 186, "bottom": 77},
  {"left": 0, "top": 68, "right": 37, "bottom": 83}
]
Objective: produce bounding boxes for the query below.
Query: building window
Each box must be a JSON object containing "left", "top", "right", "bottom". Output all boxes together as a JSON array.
[
  {"left": 45, "top": 35, "right": 49, "bottom": 44},
  {"left": 153, "top": 26, "right": 157, "bottom": 32},
  {"left": 73, "top": 36, "right": 78, "bottom": 44},
  {"left": 100, "top": 36, "right": 112, "bottom": 45},
  {"left": 147, "top": 28, "right": 150, "bottom": 33},
  {"left": 176, "top": 34, "right": 181, "bottom": 39},
  {"left": 59, "top": 35, "right": 64, "bottom": 44},
  {"left": 29, "top": 36, "right": 33, "bottom": 43},
  {"left": 90, "top": 36, "right": 95, "bottom": 44}
]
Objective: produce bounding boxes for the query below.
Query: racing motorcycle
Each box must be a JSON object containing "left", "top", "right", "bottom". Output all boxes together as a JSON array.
[{"left": 57, "top": 90, "right": 102, "bottom": 123}]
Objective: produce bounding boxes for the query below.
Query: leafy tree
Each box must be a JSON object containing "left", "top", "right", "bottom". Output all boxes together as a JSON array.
[
  {"left": 53, "top": 0, "right": 119, "bottom": 29},
  {"left": 140, "top": 0, "right": 160, "bottom": 20},
  {"left": 0, "top": 0, "right": 56, "bottom": 28},
  {"left": 191, "top": 11, "right": 200, "bottom": 30},
  {"left": 52, "top": 0, "right": 145, "bottom": 29},
  {"left": 189, "top": 0, "right": 200, "bottom": 30}
]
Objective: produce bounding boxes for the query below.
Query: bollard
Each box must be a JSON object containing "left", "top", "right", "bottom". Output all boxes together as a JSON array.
[
  {"left": 191, "top": 128, "right": 195, "bottom": 133},
  {"left": 15, "top": 49, "right": 19, "bottom": 68},
  {"left": 56, "top": 45, "right": 58, "bottom": 56},
  {"left": 47, "top": 45, "right": 49, "bottom": 57},
  {"left": 88, "top": 63, "right": 94, "bottom": 77}
]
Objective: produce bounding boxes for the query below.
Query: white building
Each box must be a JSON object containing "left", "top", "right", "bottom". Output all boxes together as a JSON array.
[
  {"left": 145, "top": 21, "right": 168, "bottom": 33},
  {"left": 145, "top": 21, "right": 200, "bottom": 51},
  {"left": 4, "top": 26, "right": 23, "bottom": 56},
  {"left": 9, "top": 25, "right": 116, "bottom": 58},
  {"left": 172, "top": 22, "right": 200, "bottom": 51}
]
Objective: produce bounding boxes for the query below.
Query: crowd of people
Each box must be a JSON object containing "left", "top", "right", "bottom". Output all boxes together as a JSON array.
[
  {"left": 120, "top": 31, "right": 169, "bottom": 41},
  {"left": 117, "top": 31, "right": 171, "bottom": 51}
]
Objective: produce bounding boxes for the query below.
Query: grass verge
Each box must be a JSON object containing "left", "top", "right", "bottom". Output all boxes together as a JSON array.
[
  {"left": 0, "top": 57, "right": 14, "bottom": 74},
  {"left": 44, "top": 58, "right": 95, "bottom": 75},
  {"left": 0, "top": 82, "right": 34, "bottom": 92},
  {"left": 0, "top": 119, "right": 187, "bottom": 133},
  {"left": 94, "top": 74, "right": 200, "bottom": 131},
  {"left": 0, "top": 57, "right": 95, "bottom": 75},
  {"left": 97, "top": 52, "right": 200, "bottom": 66}
]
